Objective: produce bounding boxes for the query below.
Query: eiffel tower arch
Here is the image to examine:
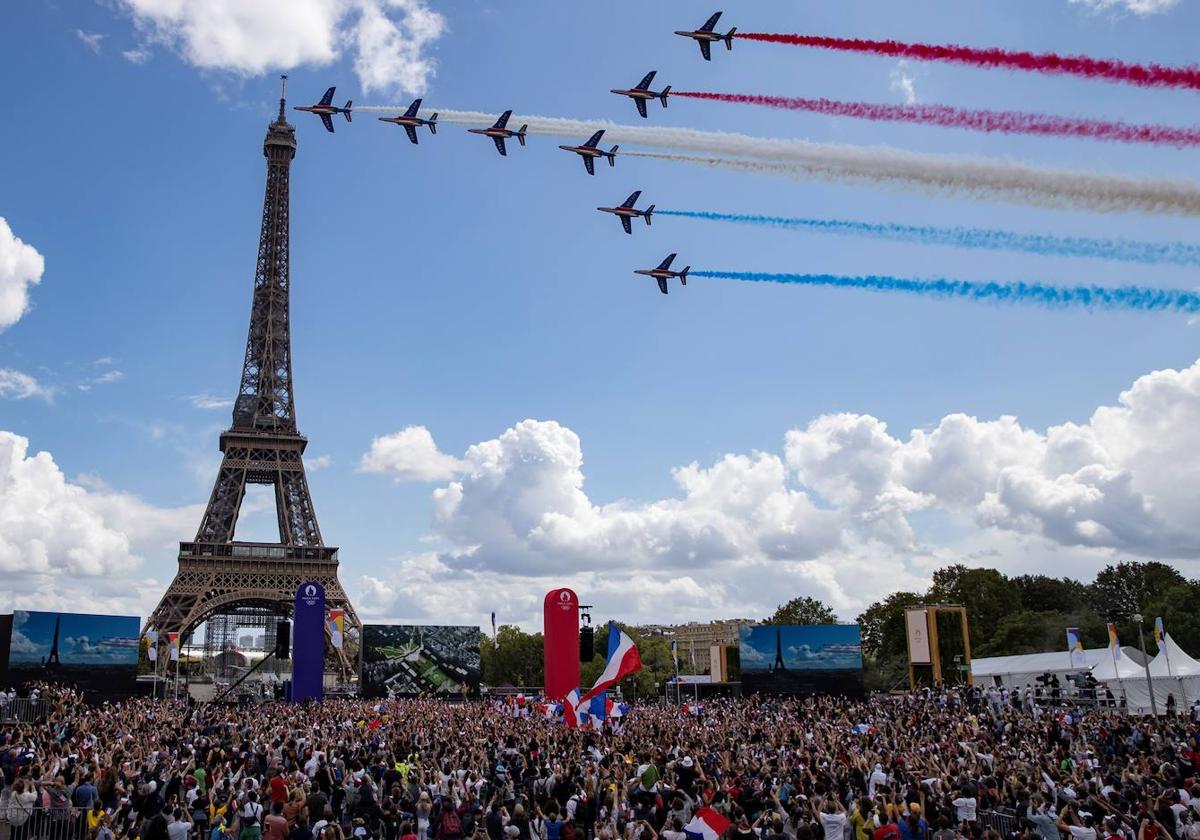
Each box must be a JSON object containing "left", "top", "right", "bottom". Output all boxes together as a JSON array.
[{"left": 145, "top": 80, "right": 359, "bottom": 677}]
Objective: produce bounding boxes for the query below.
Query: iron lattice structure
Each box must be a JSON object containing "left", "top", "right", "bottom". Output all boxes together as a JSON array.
[{"left": 146, "top": 91, "right": 360, "bottom": 659}]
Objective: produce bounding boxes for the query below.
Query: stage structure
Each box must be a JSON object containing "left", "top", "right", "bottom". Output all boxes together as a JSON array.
[{"left": 143, "top": 78, "right": 359, "bottom": 683}]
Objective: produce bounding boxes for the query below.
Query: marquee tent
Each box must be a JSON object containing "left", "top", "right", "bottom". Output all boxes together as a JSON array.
[
  {"left": 1147, "top": 632, "right": 1200, "bottom": 708},
  {"left": 971, "top": 647, "right": 1114, "bottom": 689},
  {"left": 1092, "top": 646, "right": 1175, "bottom": 715}
]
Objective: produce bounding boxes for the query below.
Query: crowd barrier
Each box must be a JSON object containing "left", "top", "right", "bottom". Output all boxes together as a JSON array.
[
  {"left": 0, "top": 699, "right": 55, "bottom": 724},
  {"left": 0, "top": 806, "right": 93, "bottom": 840},
  {"left": 979, "top": 808, "right": 1020, "bottom": 837}
]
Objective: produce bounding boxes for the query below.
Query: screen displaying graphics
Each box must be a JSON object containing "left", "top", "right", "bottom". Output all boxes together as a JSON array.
[
  {"left": 362, "top": 624, "right": 481, "bottom": 698},
  {"left": 738, "top": 624, "right": 863, "bottom": 697},
  {"left": 3, "top": 610, "right": 140, "bottom": 698}
]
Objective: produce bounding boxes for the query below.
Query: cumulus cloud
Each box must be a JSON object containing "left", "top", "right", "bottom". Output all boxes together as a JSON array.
[
  {"left": 188, "top": 393, "right": 233, "bottom": 410},
  {"left": 1070, "top": 0, "right": 1179, "bottom": 14},
  {"left": 0, "top": 218, "right": 45, "bottom": 331},
  {"left": 0, "top": 369, "right": 55, "bottom": 403},
  {"left": 889, "top": 61, "right": 918, "bottom": 105},
  {"left": 0, "top": 431, "right": 200, "bottom": 580},
  {"left": 116, "top": 0, "right": 446, "bottom": 96},
  {"left": 361, "top": 425, "right": 465, "bottom": 482},
  {"left": 360, "top": 357, "right": 1200, "bottom": 624},
  {"left": 76, "top": 30, "right": 107, "bottom": 54},
  {"left": 77, "top": 369, "right": 123, "bottom": 392}
]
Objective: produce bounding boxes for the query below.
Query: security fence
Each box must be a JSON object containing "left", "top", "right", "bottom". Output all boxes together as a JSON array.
[
  {"left": 979, "top": 808, "right": 1020, "bottom": 838},
  {"left": 0, "top": 698, "right": 55, "bottom": 724},
  {"left": 0, "top": 805, "right": 93, "bottom": 840}
]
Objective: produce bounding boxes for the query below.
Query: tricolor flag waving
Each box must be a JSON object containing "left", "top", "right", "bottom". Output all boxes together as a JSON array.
[
  {"left": 563, "top": 688, "right": 583, "bottom": 729},
  {"left": 579, "top": 621, "right": 643, "bottom": 706},
  {"left": 685, "top": 808, "right": 731, "bottom": 840}
]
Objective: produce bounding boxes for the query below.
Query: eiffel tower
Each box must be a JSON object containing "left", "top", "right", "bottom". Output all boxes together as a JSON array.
[
  {"left": 773, "top": 628, "right": 786, "bottom": 672},
  {"left": 145, "top": 79, "right": 359, "bottom": 653},
  {"left": 43, "top": 616, "right": 61, "bottom": 668}
]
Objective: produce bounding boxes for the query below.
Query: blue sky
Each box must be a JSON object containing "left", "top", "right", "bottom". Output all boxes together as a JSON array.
[
  {"left": 739, "top": 624, "right": 863, "bottom": 671},
  {"left": 9, "top": 611, "right": 140, "bottom": 665},
  {"left": 2, "top": 0, "right": 1200, "bottom": 631}
]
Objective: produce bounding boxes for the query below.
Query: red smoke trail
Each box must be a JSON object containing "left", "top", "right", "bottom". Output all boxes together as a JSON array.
[
  {"left": 673, "top": 91, "right": 1200, "bottom": 147},
  {"left": 734, "top": 33, "right": 1200, "bottom": 91}
]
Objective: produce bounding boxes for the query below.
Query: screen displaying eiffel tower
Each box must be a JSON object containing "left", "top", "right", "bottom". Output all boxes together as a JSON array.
[{"left": 144, "top": 79, "right": 359, "bottom": 683}]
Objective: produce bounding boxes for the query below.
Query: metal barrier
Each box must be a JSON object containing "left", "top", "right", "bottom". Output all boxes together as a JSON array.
[
  {"left": 979, "top": 809, "right": 1020, "bottom": 838},
  {"left": 0, "top": 698, "right": 55, "bottom": 724},
  {"left": 0, "top": 805, "right": 93, "bottom": 840}
]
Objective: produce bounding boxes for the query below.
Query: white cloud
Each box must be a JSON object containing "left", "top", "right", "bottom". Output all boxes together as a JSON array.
[
  {"left": 122, "top": 48, "right": 151, "bottom": 64},
  {"left": 0, "top": 369, "right": 55, "bottom": 403},
  {"left": 116, "top": 0, "right": 446, "bottom": 96},
  {"left": 76, "top": 30, "right": 106, "bottom": 53},
  {"left": 188, "top": 393, "right": 233, "bottom": 410},
  {"left": 1069, "top": 0, "right": 1179, "bottom": 14},
  {"left": 889, "top": 60, "right": 917, "bottom": 105},
  {"left": 307, "top": 454, "right": 332, "bottom": 471},
  {"left": 359, "top": 357, "right": 1200, "bottom": 625},
  {"left": 0, "top": 430, "right": 200, "bottom": 583},
  {"left": 360, "top": 425, "right": 465, "bottom": 482},
  {"left": 0, "top": 218, "right": 46, "bottom": 331},
  {"left": 78, "top": 369, "right": 123, "bottom": 392}
]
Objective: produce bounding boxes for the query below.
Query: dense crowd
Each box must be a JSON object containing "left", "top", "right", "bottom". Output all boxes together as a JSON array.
[{"left": 3, "top": 683, "right": 1200, "bottom": 840}]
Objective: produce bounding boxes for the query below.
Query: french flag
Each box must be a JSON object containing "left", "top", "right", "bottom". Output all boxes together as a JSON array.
[
  {"left": 563, "top": 688, "right": 583, "bottom": 728},
  {"left": 579, "top": 621, "right": 642, "bottom": 705},
  {"left": 605, "top": 699, "right": 628, "bottom": 719},
  {"left": 685, "top": 808, "right": 731, "bottom": 840}
]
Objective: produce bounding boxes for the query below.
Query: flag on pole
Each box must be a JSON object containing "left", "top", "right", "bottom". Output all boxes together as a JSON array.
[
  {"left": 167, "top": 632, "right": 180, "bottom": 662},
  {"left": 670, "top": 639, "right": 678, "bottom": 670},
  {"left": 579, "top": 622, "right": 643, "bottom": 705},
  {"left": 327, "top": 609, "right": 345, "bottom": 649},
  {"left": 1107, "top": 622, "right": 1120, "bottom": 650},
  {"left": 563, "top": 688, "right": 583, "bottom": 729},
  {"left": 684, "top": 808, "right": 731, "bottom": 840},
  {"left": 1154, "top": 616, "right": 1165, "bottom": 649},
  {"left": 1066, "top": 627, "right": 1083, "bottom": 666},
  {"left": 145, "top": 628, "right": 158, "bottom": 662}
]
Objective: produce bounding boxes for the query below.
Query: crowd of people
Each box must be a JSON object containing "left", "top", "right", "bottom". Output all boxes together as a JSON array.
[{"left": 2, "top": 683, "right": 1200, "bottom": 840}]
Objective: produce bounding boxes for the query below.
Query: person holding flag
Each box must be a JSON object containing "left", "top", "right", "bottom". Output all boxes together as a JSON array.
[{"left": 578, "top": 622, "right": 642, "bottom": 707}]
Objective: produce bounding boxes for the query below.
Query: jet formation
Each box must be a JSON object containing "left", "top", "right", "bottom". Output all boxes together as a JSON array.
[{"left": 289, "top": 10, "right": 740, "bottom": 294}]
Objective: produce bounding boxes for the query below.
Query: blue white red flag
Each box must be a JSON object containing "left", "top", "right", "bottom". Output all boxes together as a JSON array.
[
  {"left": 579, "top": 622, "right": 642, "bottom": 705},
  {"left": 685, "top": 808, "right": 731, "bottom": 840},
  {"left": 563, "top": 688, "right": 582, "bottom": 728}
]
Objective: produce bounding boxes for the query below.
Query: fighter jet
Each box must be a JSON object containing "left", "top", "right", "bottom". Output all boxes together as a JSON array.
[
  {"left": 293, "top": 86, "right": 353, "bottom": 133},
  {"left": 598, "top": 191, "right": 654, "bottom": 235},
  {"left": 675, "top": 12, "right": 736, "bottom": 61},
  {"left": 611, "top": 71, "right": 671, "bottom": 119},
  {"left": 559, "top": 130, "right": 618, "bottom": 175},
  {"left": 634, "top": 253, "right": 690, "bottom": 295},
  {"left": 378, "top": 98, "right": 438, "bottom": 144},
  {"left": 467, "top": 110, "right": 528, "bottom": 156}
]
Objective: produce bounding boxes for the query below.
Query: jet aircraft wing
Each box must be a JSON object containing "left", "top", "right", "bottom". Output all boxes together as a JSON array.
[
  {"left": 583, "top": 155, "right": 595, "bottom": 176},
  {"left": 657, "top": 253, "right": 677, "bottom": 270},
  {"left": 404, "top": 99, "right": 422, "bottom": 118},
  {"left": 657, "top": 277, "right": 669, "bottom": 294},
  {"left": 621, "top": 216, "right": 632, "bottom": 235},
  {"left": 700, "top": 12, "right": 722, "bottom": 32},
  {"left": 319, "top": 87, "right": 336, "bottom": 107},
  {"left": 493, "top": 136, "right": 508, "bottom": 156},
  {"left": 405, "top": 125, "right": 419, "bottom": 144},
  {"left": 700, "top": 40, "right": 712, "bottom": 61},
  {"left": 494, "top": 110, "right": 512, "bottom": 129},
  {"left": 636, "top": 71, "right": 657, "bottom": 90},
  {"left": 621, "top": 191, "right": 641, "bottom": 208},
  {"left": 584, "top": 130, "right": 604, "bottom": 148},
  {"left": 320, "top": 113, "right": 335, "bottom": 133},
  {"left": 636, "top": 98, "right": 647, "bottom": 118}
]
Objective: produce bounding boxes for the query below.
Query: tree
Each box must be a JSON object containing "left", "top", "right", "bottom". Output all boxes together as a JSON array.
[
  {"left": 928, "top": 565, "right": 1021, "bottom": 634},
  {"left": 481, "top": 625, "right": 543, "bottom": 687},
  {"left": 1093, "top": 562, "right": 1186, "bottom": 622},
  {"left": 764, "top": 596, "right": 837, "bottom": 626},
  {"left": 1143, "top": 581, "right": 1200, "bottom": 656},
  {"left": 857, "top": 591, "right": 923, "bottom": 660},
  {"left": 1012, "top": 575, "right": 1090, "bottom": 614}
]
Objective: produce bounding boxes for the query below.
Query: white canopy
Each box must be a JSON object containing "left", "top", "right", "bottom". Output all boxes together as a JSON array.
[
  {"left": 971, "top": 647, "right": 1113, "bottom": 689},
  {"left": 1149, "top": 633, "right": 1200, "bottom": 678},
  {"left": 1092, "top": 647, "right": 1179, "bottom": 716}
]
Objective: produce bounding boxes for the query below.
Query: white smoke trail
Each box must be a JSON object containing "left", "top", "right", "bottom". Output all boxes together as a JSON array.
[{"left": 357, "top": 106, "right": 1200, "bottom": 216}]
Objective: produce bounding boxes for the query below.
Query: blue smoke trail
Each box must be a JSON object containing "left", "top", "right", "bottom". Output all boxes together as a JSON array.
[
  {"left": 690, "top": 270, "right": 1200, "bottom": 312},
  {"left": 657, "top": 210, "right": 1200, "bottom": 267}
]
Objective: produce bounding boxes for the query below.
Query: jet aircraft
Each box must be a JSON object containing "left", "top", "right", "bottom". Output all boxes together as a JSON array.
[
  {"left": 467, "top": 110, "right": 528, "bottom": 156},
  {"left": 294, "top": 86, "right": 353, "bottom": 133},
  {"left": 378, "top": 99, "right": 438, "bottom": 144},
  {"left": 675, "top": 12, "right": 736, "bottom": 61},
  {"left": 558, "top": 130, "right": 618, "bottom": 175},
  {"left": 634, "top": 253, "right": 690, "bottom": 295},
  {"left": 611, "top": 71, "right": 671, "bottom": 118},
  {"left": 598, "top": 191, "right": 654, "bottom": 234}
]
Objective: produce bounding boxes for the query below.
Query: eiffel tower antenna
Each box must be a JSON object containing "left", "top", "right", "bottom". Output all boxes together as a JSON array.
[{"left": 145, "top": 85, "right": 359, "bottom": 671}]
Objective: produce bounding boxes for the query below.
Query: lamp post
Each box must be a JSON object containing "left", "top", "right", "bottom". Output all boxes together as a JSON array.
[{"left": 1133, "top": 613, "right": 1158, "bottom": 717}]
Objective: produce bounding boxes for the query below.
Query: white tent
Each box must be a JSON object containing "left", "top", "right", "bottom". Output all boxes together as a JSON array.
[
  {"left": 971, "top": 647, "right": 1113, "bottom": 689},
  {"left": 1148, "top": 632, "right": 1200, "bottom": 709},
  {"left": 1092, "top": 647, "right": 1175, "bottom": 715}
]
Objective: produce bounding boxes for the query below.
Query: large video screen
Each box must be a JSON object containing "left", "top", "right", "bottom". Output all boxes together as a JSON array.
[
  {"left": 362, "top": 625, "right": 481, "bottom": 698},
  {"left": 3, "top": 610, "right": 140, "bottom": 698},
  {"left": 738, "top": 624, "right": 864, "bottom": 697}
]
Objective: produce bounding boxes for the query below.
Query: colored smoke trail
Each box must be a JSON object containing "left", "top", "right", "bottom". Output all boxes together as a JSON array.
[
  {"left": 656, "top": 210, "right": 1200, "bottom": 266},
  {"left": 356, "top": 107, "right": 1200, "bottom": 216},
  {"left": 620, "top": 151, "right": 1200, "bottom": 216},
  {"left": 691, "top": 270, "right": 1200, "bottom": 313},
  {"left": 672, "top": 91, "right": 1200, "bottom": 147},
  {"left": 734, "top": 33, "right": 1200, "bottom": 91}
]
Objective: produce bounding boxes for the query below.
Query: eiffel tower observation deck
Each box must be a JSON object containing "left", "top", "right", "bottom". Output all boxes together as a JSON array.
[{"left": 145, "top": 79, "right": 359, "bottom": 668}]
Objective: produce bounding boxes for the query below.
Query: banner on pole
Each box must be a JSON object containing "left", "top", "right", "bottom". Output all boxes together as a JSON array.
[
  {"left": 292, "top": 581, "right": 326, "bottom": 702},
  {"left": 905, "top": 608, "right": 931, "bottom": 665},
  {"left": 1154, "top": 616, "right": 1165, "bottom": 649},
  {"left": 1107, "top": 622, "right": 1120, "bottom": 650},
  {"left": 327, "top": 609, "right": 344, "bottom": 650},
  {"left": 145, "top": 628, "right": 158, "bottom": 662},
  {"left": 167, "top": 632, "right": 180, "bottom": 662}
]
